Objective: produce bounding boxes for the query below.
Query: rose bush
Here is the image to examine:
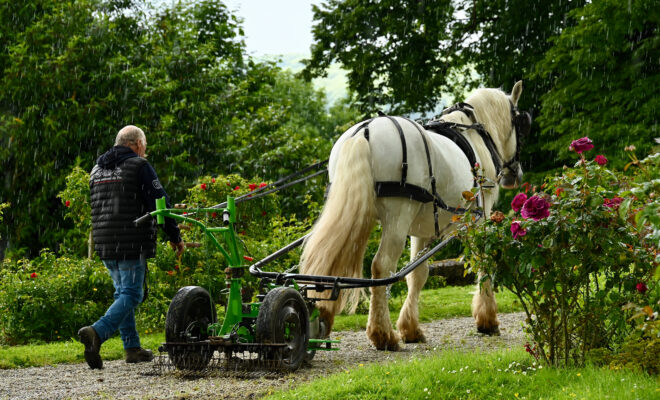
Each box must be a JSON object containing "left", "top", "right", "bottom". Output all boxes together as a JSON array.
[{"left": 459, "top": 139, "right": 658, "bottom": 368}]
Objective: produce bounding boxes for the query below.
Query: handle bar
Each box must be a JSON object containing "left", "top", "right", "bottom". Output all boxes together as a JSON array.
[{"left": 134, "top": 213, "right": 153, "bottom": 227}]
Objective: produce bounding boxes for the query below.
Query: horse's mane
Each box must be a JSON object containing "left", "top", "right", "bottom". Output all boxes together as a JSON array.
[{"left": 464, "top": 88, "right": 516, "bottom": 162}]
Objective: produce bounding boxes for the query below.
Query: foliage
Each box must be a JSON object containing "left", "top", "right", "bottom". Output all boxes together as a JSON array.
[
  {"left": 534, "top": 0, "right": 659, "bottom": 169},
  {"left": 57, "top": 165, "right": 92, "bottom": 256},
  {"left": 0, "top": 251, "right": 112, "bottom": 345},
  {"left": 302, "top": 0, "right": 456, "bottom": 113},
  {"left": 459, "top": 141, "right": 659, "bottom": 367},
  {"left": 302, "top": 0, "right": 585, "bottom": 116},
  {"left": 0, "top": 203, "right": 7, "bottom": 223},
  {"left": 0, "top": 0, "right": 353, "bottom": 256}
]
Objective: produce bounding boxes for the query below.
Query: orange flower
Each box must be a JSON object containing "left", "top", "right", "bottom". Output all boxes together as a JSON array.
[{"left": 490, "top": 211, "right": 505, "bottom": 223}]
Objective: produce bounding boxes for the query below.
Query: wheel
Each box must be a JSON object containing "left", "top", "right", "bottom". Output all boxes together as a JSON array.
[
  {"left": 165, "top": 286, "right": 217, "bottom": 370},
  {"left": 255, "top": 287, "right": 309, "bottom": 371}
]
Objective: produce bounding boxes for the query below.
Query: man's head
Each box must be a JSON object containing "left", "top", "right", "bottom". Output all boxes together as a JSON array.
[{"left": 115, "top": 125, "right": 146, "bottom": 157}]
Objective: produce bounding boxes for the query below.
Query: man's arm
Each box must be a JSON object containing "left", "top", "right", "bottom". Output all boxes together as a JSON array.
[{"left": 138, "top": 162, "right": 184, "bottom": 255}]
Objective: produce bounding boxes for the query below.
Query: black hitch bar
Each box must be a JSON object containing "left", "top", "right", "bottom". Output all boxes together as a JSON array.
[{"left": 248, "top": 234, "right": 458, "bottom": 294}]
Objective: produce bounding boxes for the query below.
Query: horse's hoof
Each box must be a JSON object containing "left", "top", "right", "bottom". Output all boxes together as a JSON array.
[
  {"left": 368, "top": 329, "right": 401, "bottom": 351},
  {"left": 403, "top": 333, "right": 427, "bottom": 344},
  {"left": 400, "top": 327, "right": 427, "bottom": 343},
  {"left": 477, "top": 325, "right": 500, "bottom": 336}
]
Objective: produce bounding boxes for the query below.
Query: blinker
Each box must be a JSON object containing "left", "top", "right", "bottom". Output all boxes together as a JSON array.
[{"left": 514, "top": 112, "right": 532, "bottom": 136}]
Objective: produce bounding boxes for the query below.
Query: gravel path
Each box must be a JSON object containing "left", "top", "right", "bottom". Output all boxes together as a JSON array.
[{"left": 0, "top": 312, "right": 526, "bottom": 400}]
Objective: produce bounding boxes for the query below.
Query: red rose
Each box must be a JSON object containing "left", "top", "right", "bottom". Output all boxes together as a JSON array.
[
  {"left": 30, "top": 272, "right": 37, "bottom": 278},
  {"left": 211, "top": 178, "right": 216, "bottom": 183},
  {"left": 521, "top": 195, "right": 550, "bottom": 221},
  {"left": 510, "top": 221, "right": 527, "bottom": 239},
  {"left": 511, "top": 193, "right": 528, "bottom": 212},
  {"left": 259, "top": 182, "right": 267, "bottom": 188},
  {"left": 211, "top": 212, "right": 217, "bottom": 218},
  {"left": 261, "top": 211, "right": 267, "bottom": 217},
  {"left": 249, "top": 183, "right": 257, "bottom": 191},
  {"left": 65, "top": 200, "right": 71, "bottom": 207},
  {"left": 603, "top": 197, "right": 623, "bottom": 209},
  {"left": 555, "top": 187, "right": 564, "bottom": 197},
  {"left": 569, "top": 137, "right": 594, "bottom": 154},
  {"left": 635, "top": 282, "right": 648, "bottom": 294},
  {"left": 594, "top": 155, "right": 608, "bottom": 165},
  {"left": 200, "top": 183, "right": 207, "bottom": 190},
  {"left": 234, "top": 186, "right": 240, "bottom": 191}
]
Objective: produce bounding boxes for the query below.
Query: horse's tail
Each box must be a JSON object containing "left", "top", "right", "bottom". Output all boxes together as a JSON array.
[{"left": 300, "top": 135, "right": 376, "bottom": 324}]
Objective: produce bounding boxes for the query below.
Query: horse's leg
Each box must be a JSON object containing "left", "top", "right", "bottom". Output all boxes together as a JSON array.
[
  {"left": 396, "top": 236, "right": 430, "bottom": 343},
  {"left": 366, "top": 201, "right": 417, "bottom": 351},
  {"left": 472, "top": 271, "right": 500, "bottom": 335}
]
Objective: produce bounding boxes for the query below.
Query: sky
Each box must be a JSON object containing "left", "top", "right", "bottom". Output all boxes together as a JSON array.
[{"left": 211, "top": 0, "right": 323, "bottom": 56}]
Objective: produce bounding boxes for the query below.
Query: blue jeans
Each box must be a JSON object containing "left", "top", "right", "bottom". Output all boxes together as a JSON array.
[{"left": 92, "top": 259, "right": 145, "bottom": 350}]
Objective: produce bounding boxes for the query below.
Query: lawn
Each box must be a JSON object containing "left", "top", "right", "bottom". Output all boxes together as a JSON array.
[{"left": 265, "top": 348, "right": 658, "bottom": 400}]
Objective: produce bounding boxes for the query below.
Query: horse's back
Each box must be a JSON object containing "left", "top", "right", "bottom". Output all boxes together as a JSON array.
[{"left": 331, "top": 116, "right": 474, "bottom": 197}]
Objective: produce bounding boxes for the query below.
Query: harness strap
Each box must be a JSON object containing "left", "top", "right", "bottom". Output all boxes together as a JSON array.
[
  {"left": 405, "top": 118, "right": 441, "bottom": 237},
  {"left": 350, "top": 118, "right": 375, "bottom": 140},
  {"left": 384, "top": 116, "right": 408, "bottom": 186}
]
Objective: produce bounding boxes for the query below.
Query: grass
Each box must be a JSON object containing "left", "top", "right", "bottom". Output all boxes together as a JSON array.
[
  {"left": 0, "top": 285, "right": 520, "bottom": 369},
  {"left": 264, "top": 348, "right": 659, "bottom": 400}
]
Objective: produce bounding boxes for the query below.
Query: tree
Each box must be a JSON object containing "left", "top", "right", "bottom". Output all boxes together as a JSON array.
[
  {"left": 0, "top": 0, "right": 358, "bottom": 256},
  {"left": 302, "top": 0, "right": 455, "bottom": 114},
  {"left": 534, "top": 0, "right": 659, "bottom": 167},
  {"left": 301, "top": 0, "right": 587, "bottom": 170}
]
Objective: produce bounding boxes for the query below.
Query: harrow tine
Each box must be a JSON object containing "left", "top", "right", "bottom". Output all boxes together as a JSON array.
[{"left": 144, "top": 343, "right": 296, "bottom": 378}]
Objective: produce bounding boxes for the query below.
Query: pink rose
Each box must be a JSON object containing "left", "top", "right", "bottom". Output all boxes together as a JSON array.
[
  {"left": 511, "top": 221, "right": 527, "bottom": 239},
  {"left": 569, "top": 137, "right": 594, "bottom": 154},
  {"left": 594, "top": 155, "right": 607, "bottom": 165},
  {"left": 511, "top": 193, "right": 528, "bottom": 212},
  {"left": 521, "top": 195, "right": 550, "bottom": 221}
]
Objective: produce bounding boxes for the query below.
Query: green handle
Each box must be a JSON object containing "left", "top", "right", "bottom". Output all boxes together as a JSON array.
[{"left": 155, "top": 197, "right": 166, "bottom": 224}]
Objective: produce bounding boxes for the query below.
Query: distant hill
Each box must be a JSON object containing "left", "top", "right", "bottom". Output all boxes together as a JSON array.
[{"left": 259, "top": 54, "right": 349, "bottom": 107}]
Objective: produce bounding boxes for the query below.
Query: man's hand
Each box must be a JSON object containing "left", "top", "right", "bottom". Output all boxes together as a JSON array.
[{"left": 169, "top": 241, "right": 185, "bottom": 258}]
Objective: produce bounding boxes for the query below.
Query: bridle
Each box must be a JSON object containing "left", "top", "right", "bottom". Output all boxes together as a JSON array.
[{"left": 435, "top": 101, "right": 531, "bottom": 180}]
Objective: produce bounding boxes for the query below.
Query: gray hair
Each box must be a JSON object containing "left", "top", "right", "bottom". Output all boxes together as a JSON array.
[{"left": 115, "top": 125, "right": 146, "bottom": 147}]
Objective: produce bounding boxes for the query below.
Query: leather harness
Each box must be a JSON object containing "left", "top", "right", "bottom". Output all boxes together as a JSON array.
[{"left": 344, "top": 102, "right": 528, "bottom": 236}]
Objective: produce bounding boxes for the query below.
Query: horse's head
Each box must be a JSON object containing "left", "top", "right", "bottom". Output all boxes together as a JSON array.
[{"left": 498, "top": 80, "right": 530, "bottom": 189}]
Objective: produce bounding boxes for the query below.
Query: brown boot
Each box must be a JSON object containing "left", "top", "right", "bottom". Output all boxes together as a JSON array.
[
  {"left": 125, "top": 347, "right": 154, "bottom": 363},
  {"left": 78, "top": 326, "right": 103, "bottom": 369}
]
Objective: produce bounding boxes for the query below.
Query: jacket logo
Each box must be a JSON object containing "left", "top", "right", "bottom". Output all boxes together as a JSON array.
[{"left": 152, "top": 180, "right": 162, "bottom": 190}]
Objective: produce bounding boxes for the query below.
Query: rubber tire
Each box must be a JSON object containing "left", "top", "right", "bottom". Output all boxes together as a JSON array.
[
  {"left": 165, "top": 286, "right": 217, "bottom": 370},
  {"left": 255, "top": 287, "right": 309, "bottom": 371}
]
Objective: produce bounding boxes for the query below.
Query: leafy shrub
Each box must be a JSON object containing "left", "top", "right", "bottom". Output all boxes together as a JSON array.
[
  {"left": 57, "top": 165, "right": 92, "bottom": 257},
  {"left": 0, "top": 250, "right": 112, "bottom": 345},
  {"left": 459, "top": 140, "right": 658, "bottom": 367}
]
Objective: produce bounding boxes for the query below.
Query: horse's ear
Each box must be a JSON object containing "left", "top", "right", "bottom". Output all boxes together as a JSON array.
[{"left": 511, "top": 80, "right": 523, "bottom": 106}]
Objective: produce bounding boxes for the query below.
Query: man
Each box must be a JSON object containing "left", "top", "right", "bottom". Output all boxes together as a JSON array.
[{"left": 78, "top": 125, "right": 185, "bottom": 369}]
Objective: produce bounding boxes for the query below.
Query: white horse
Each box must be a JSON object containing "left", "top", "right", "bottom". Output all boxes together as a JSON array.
[{"left": 300, "top": 82, "right": 526, "bottom": 350}]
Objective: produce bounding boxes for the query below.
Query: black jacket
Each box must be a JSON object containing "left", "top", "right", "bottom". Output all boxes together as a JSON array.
[{"left": 90, "top": 146, "right": 181, "bottom": 260}]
